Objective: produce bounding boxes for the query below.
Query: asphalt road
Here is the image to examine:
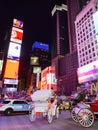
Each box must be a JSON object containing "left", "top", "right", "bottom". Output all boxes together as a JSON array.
[{"left": 0, "top": 111, "right": 98, "bottom": 130}]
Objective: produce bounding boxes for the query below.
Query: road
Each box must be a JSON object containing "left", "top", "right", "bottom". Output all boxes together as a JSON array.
[{"left": 0, "top": 111, "right": 98, "bottom": 130}]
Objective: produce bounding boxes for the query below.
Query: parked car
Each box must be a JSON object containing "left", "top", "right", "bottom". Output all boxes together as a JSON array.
[{"left": 0, "top": 99, "right": 32, "bottom": 116}]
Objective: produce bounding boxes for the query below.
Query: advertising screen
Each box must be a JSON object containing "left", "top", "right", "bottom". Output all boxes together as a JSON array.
[
  {"left": 4, "top": 59, "right": 19, "bottom": 79},
  {"left": 77, "top": 60, "right": 98, "bottom": 83},
  {"left": 10, "top": 27, "right": 23, "bottom": 44},
  {"left": 7, "top": 42, "right": 21, "bottom": 60},
  {"left": 30, "top": 56, "right": 39, "bottom": 65},
  {"left": 6, "top": 87, "right": 17, "bottom": 92},
  {"left": 41, "top": 66, "right": 57, "bottom": 90},
  {"left": 4, "top": 79, "right": 18, "bottom": 85},
  {"left": 13, "top": 19, "right": 23, "bottom": 29},
  {"left": 32, "top": 41, "right": 49, "bottom": 51},
  {"left": 33, "top": 67, "right": 41, "bottom": 73},
  {"left": 93, "top": 11, "right": 98, "bottom": 34},
  {"left": 0, "top": 60, "right": 3, "bottom": 75}
]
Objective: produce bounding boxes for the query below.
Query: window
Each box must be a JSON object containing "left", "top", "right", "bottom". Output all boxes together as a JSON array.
[
  {"left": 92, "top": 48, "right": 94, "bottom": 51},
  {"left": 93, "top": 53, "right": 95, "bottom": 57},
  {"left": 90, "top": 33, "right": 92, "bottom": 36},
  {"left": 3, "top": 101, "right": 11, "bottom": 104},
  {"left": 13, "top": 101, "right": 27, "bottom": 104},
  {"left": 91, "top": 42, "right": 93, "bottom": 46},
  {"left": 89, "top": 50, "right": 91, "bottom": 53}
]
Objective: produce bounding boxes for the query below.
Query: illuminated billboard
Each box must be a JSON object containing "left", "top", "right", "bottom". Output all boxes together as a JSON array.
[
  {"left": 7, "top": 42, "right": 21, "bottom": 60},
  {"left": 33, "top": 67, "right": 41, "bottom": 73},
  {"left": 13, "top": 18, "right": 23, "bottom": 29},
  {"left": 77, "top": 60, "right": 98, "bottom": 83},
  {"left": 32, "top": 41, "right": 49, "bottom": 51},
  {"left": 4, "top": 79, "right": 18, "bottom": 85},
  {"left": 93, "top": 11, "right": 98, "bottom": 34},
  {"left": 41, "top": 66, "right": 57, "bottom": 90},
  {"left": 6, "top": 87, "right": 17, "bottom": 92},
  {"left": 30, "top": 57, "right": 39, "bottom": 65},
  {"left": 0, "top": 60, "right": 3, "bottom": 75},
  {"left": 10, "top": 27, "right": 23, "bottom": 44},
  {"left": 4, "top": 59, "right": 19, "bottom": 79}
]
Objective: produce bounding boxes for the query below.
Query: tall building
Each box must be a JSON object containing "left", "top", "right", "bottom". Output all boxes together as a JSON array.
[
  {"left": 51, "top": 0, "right": 89, "bottom": 95},
  {"left": 31, "top": 41, "right": 50, "bottom": 70},
  {"left": 29, "top": 41, "right": 51, "bottom": 89},
  {"left": 51, "top": 1, "right": 88, "bottom": 57},
  {"left": 67, "top": 0, "right": 88, "bottom": 53},
  {"left": 75, "top": 0, "right": 98, "bottom": 84},
  {"left": 75, "top": 0, "right": 98, "bottom": 67},
  {"left": 51, "top": 4, "right": 69, "bottom": 59}
]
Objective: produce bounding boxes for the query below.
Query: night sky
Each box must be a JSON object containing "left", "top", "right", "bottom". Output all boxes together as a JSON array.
[{"left": 0, "top": 0, "right": 66, "bottom": 54}]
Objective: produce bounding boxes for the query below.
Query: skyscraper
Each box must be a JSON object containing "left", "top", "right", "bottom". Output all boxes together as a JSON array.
[
  {"left": 51, "top": 0, "right": 89, "bottom": 95},
  {"left": 67, "top": 0, "right": 88, "bottom": 53},
  {"left": 31, "top": 41, "right": 50, "bottom": 70},
  {"left": 51, "top": 0, "right": 88, "bottom": 57},
  {"left": 51, "top": 4, "right": 69, "bottom": 59}
]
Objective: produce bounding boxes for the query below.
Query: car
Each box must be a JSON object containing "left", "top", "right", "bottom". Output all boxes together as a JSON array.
[{"left": 0, "top": 99, "right": 32, "bottom": 116}]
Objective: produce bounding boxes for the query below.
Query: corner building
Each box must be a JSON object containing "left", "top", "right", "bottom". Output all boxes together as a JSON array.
[{"left": 75, "top": 0, "right": 98, "bottom": 68}]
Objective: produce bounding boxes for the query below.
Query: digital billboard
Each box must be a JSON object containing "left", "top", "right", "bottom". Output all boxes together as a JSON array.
[
  {"left": 4, "top": 59, "right": 19, "bottom": 79},
  {"left": 6, "top": 87, "right": 17, "bottom": 92},
  {"left": 13, "top": 18, "right": 23, "bottom": 29},
  {"left": 77, "top": 60, "right": 98, "bottom": 83},
  {"left": 33, "top": 67, "right": 41, "bottom": 73},
  {"left": 7, "top": 42, "right": 21, "bottom": 60},
  {"left": 0, "top": 60, "right": 3, "bottom": 75},
  {"left": 4, "top": 79, "right": 18, "bottom": 85},
  {"left": 30, "top": 56, "right": 39, "bottom": 65},
  {"left": 93, "top": 11, "right": 98, "bottom": 34},
  {"left": 10, "top": 27, "right": 23, "bottom": 44},
  {"left": 41, "top": 66, "right": 57, "bottom": 90},
  {"left": 32, "top": 41, "right": 49, "bottom": 51}
]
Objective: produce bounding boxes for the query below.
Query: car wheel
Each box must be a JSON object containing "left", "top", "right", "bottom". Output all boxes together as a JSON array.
[
  {"left": 5, "top": 108, "right": 13, "bottom": 116},
  {"left": 29, "top": 108, "right": 36, "bottom": 122}
]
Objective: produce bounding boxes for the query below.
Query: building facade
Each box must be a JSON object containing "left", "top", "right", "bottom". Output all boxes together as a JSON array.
[
  {"left": 31, "top": 41, "right": 51, "bottom": 70},
  {"left": 51, "top": 1, "right": 90, "bottom": 95},
  {"left": 65, "top": 0, "right": 88, "bottom": 53},
  {"left": 75, "top": 0, "right": 98, "bottom": 85},
  {"left": 51, "top": 4, "right": 69, "bottom": 59},
  {"left": 75, "top": 0, "right": 98, "bottom": 67},
  {"left": 29, "top": 41, "right": 51, "bottom": 89},
  {"left": 52, "top": 51, "right": 78, "bottom": 95}
]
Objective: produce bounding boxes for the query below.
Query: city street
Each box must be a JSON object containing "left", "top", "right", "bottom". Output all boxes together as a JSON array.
[{"left": 0, "top": 110, "right": 98, "bottom": 130}]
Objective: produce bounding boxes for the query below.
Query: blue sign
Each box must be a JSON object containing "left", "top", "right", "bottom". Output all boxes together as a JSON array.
[{"left": 32, "top": 41, "right": 49, "bottom": 51}]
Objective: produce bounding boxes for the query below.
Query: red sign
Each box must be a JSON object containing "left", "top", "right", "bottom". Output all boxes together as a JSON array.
[{"left": 10, "top": 27, "right": 23, "bottom": 44}]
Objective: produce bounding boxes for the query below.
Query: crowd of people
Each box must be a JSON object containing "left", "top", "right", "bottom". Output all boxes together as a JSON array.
[
  {"left": 0, "top": 90, "right": 31, "bottom": 103},
  {"left": 0, "top": 86, "right": 98, "bottom": 112}
]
